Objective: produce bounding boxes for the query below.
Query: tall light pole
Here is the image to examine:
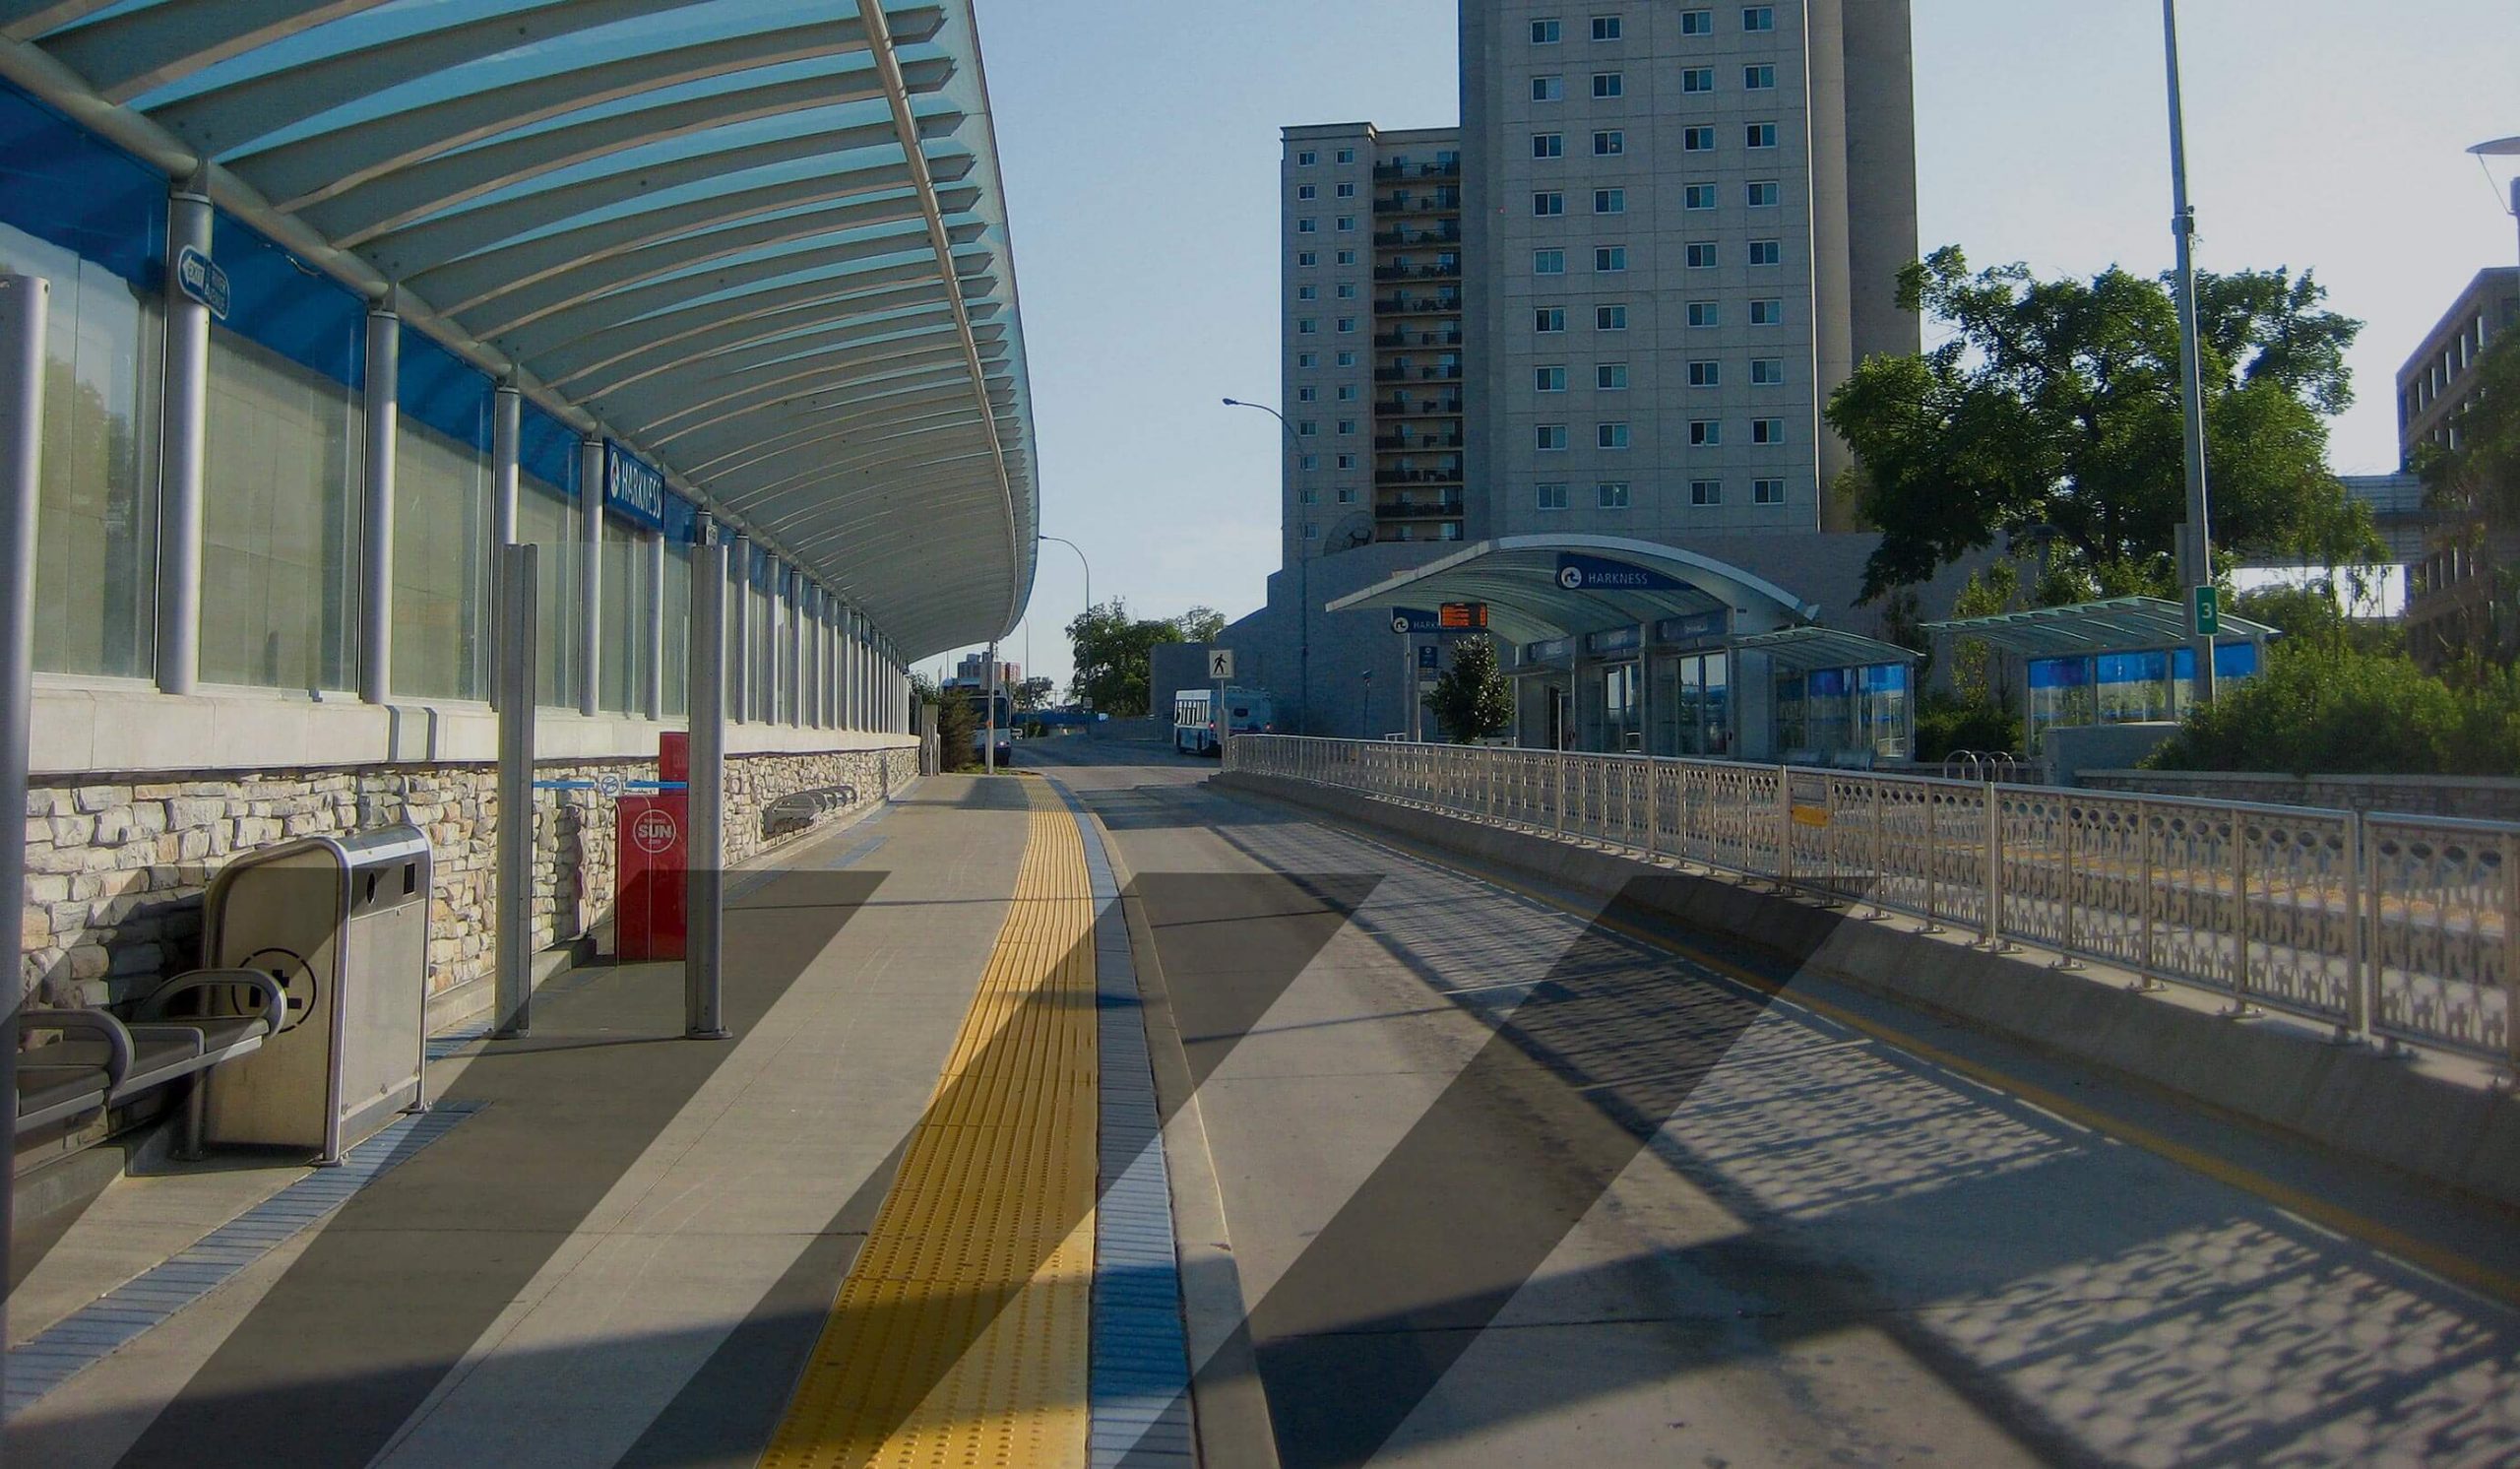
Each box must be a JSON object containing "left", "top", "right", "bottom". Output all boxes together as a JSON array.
[
  {"left": 1225, "top": 397, "right": 1312, "bottom": 733},
  {"left": 1039, "top": 532, "right": 1090, "bottom": 708},
  {"left": 2163, "top": 0, "right": 2217, "bottom": 705}
]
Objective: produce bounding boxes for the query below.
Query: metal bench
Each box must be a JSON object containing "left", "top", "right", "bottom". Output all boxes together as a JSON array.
[
  {"left": 761, "top": 784, "right": 861, "bottom": 839},
  {"left": 15, "top": 970, "right": 288, "bottom": 1158}
]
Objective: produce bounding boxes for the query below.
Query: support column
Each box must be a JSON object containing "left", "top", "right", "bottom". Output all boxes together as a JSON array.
[
  {"left": 727, "top": 536, "right": 751, "bottom": 723},
  {"left": 1, "top": 276, "right": 53, "bottom": 1401},
  {"left": 488, "top": 385, "right": 520, "bottom": 712},
  {"left": 357, "top": 303, "right": 399, "bottom": 704},
  {"left": 579, "top": 440, "right": 603, "bottom": 718},
  {"left": 645, "top": 529, "right": 665, "bottom": 721},
  {"left": 785, "top": 570, "right": 802, "bottom": 725},
  {"left": 156, "top": 178, "right": 211, "bottom": 695},
  {"left": 686, "top": 539, "right": 728, "bottom": 1041},
  {"left": 493, "top": 543, "right": 538, "bottom": 1038}
]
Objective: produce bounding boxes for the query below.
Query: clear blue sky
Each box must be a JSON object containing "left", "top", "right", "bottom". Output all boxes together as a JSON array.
[{"left": 957, "top": 0, "right": 2520, "bottom": 692}]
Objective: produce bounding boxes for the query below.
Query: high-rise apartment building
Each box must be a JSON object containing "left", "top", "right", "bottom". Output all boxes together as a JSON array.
[{"left": 1279, "top": 2, "right": 1917, "bottom": 565}]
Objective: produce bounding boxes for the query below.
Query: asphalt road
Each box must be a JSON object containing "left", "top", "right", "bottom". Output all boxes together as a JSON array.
[{"left": 1023, "top": 737, "right": 2520, "bottom": 1469}]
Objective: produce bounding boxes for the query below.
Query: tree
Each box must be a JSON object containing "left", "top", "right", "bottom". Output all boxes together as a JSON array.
[
  {"left": 1012, "top": 675, "right": 1056, "bottom": 711},
  {"left": 1065, "top": 599, "right": 1183, "bottom": 716},
  {"left": 1826, "top": 246, "right": 2380, "bottom": 603},
  {"left": 2414, "top": 325, "right": 2520, "bottom": 667},
  {"left": 1174, "top": 607, "right": 1227, "bottom": 644},
  {"left": 1427, "top": 636, "right": 1513, "bottom": 743}
]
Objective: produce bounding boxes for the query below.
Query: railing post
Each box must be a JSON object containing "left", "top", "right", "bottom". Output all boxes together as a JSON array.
[
  {"left": 1921, "top": 784, "right": 1942, "bottom": 933},
  {"left": 493, "top": 544, "right": 538, "bottom": 1039},
  {"left": 1645, "top": 759, "right": 1661, "bottom": 862},
  {"left": 1554, "top": 754, "right": 1567, "bottom": 840},
  {"left": 2503, "top": 827, "right": 2519, "bottom": 1077},
  {"left": 2340, "top": 809, "right": 2367, "bottom": 1045},
  {"left": 1982, "top": 784, "right": 2004, "bottom": 949},
  {"left": 2134, "top": 798, "right": 2163, "bottom": 991},
  {"left": 2054, "top": 797, "right": 2083, "bottom": 970},
  {"left": 1865, "top": 779, "right": 1886, "bottom": 918},
  {"left": 1776, "top": 765, "right": 1795, "bottom": 888},
  {"left": 2227, "top": 806, "right": 2258, "bottom": 1018}
]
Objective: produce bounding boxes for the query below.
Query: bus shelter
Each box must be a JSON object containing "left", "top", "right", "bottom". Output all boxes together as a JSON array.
[
  {"left": 1924, "top": 596, "right": 2276, "bottom": 755},
  {"left": 1732, "top": 626, "right": 1921, "bottom": 765}
]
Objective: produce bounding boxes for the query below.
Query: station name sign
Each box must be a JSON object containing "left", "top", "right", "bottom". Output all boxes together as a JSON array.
[
  {"left": 602, "top": 440, "right": 667, "bottom": 532},
  {"left": 1555, "top": 553, "right": 1684, "bottom": 593}
]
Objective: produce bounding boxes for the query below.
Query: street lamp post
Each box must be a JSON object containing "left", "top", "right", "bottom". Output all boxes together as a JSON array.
[
  {"left": 2162, "top": 0, "right": 2217, "bottom": 705},
  {"left": 1039, "top": 532, "right": 1090, "bottom": 709},
  {"left": 1224, "top": 397, "right": 1312, "bottom": 733}
]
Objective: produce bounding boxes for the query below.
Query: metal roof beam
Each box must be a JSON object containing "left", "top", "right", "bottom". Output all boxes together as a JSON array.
[{"left": 46, "top": 0, "right": 395, "bottom": 103}]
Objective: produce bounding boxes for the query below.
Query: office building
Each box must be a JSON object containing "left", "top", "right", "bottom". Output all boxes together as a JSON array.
[{"left": 2400, "top": 266, "right": 2520, "bottom": 669}]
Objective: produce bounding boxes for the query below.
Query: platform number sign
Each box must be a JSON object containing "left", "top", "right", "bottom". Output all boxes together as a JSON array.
[
  {"left": 1207, "top": 649, "right": 1235, "bottom": 679},
  {"left": 2192, "top": 584, "right": 2219, "bottom": 637}
]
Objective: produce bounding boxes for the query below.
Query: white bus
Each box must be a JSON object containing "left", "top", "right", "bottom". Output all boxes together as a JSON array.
[{"left": 1174, "top": 687, "right": 1275, "bottom": 755}]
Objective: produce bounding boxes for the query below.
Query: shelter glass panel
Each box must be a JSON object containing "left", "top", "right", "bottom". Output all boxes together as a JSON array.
[
  {"left": 514, "top": 473, "right": 579, "bottom": 709},
  {"left": 201, "top": 333, "right": 361, "bottom": 692},
  {"left": 391, "top": 363, "right": 492, "bottom": 701},
  {"left": 661, "top": 541, "right": 691, "bottom": 720},
  {"left": 599, "top": 514, "right": 649, "bottom": 715}
]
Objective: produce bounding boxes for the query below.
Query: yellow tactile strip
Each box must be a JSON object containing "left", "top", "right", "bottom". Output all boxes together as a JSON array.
[{"left": 764, "top": 778, "right": 1099, "bottom": 1469}]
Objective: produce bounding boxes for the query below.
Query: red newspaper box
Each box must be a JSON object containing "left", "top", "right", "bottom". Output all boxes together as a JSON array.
[{"left": 617, "top": 732, "right": 689, "bottom": 960}]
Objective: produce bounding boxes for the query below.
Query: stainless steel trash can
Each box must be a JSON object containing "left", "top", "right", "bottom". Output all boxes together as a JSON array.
[{"left": 197, "top": 825, "right": 432, "bottom": 1163}]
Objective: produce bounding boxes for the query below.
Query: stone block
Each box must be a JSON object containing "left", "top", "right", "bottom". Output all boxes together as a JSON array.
[
  {"left": 168, "top": 797, "right": 228, "bottom": 829},
  {"left": 48, "top": 812, "right": 94, "bottom": 845},
  {"left": 66, "top": 944, "right": 108, "bottom": 980},
  {"left": 74, "top": 785, "right": 123, "bottom": 813}
]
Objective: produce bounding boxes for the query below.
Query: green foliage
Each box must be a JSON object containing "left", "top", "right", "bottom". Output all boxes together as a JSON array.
[
  {"left": 1428, "top": 636, "right": 1514, "bottom": 743},
  {"left": 1173, "top": 606, "right": 1228, "bottom": 644},
  {"left": 1827, "top": 246, "right": 2379, "bottom": 602},
  {"left": 1064, "top": 599, "right": 1185, "bottom": 716},
  {"left": 1914, "top": 692, "right": 2022, "bottom": 763},
  {"left": 2232, "top": 580, "right": 2400, "bottom": 659},
  {"left": 2143, "top": 644, "right": 2520, "bottom": 776},
  {"left": 1012, "top": 675, "right": 1056, "bottom": 711},
  {"left": 932, "top": 683, "right": 977, "bottom": 772}
]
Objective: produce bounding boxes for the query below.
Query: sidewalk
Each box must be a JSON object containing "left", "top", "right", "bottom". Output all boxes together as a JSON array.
[{"left": 8, "top": 777, "right": 1039, "bottom": 1469}]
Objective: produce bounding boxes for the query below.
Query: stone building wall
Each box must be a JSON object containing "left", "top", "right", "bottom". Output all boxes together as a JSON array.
[{"left": 20, "top": 743, "right": 920, "bottom": 1010}]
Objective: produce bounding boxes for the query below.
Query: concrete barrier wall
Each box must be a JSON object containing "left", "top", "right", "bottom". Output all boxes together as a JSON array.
[
  {"left": 1216, "top": 770, "right": 2520, "bottom": 1213},
  {"left": 21, "top": 743, "right": 919, "bottom": 1011}
]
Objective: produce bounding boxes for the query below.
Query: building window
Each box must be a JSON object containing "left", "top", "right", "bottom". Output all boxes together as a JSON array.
[
  {"left": 1336, "top": 147, "right": 1356, "bottom": 163},
  {"left": 1593, "top": 188, "right": 1625, "bottom": 214},
  {"left": 1691, "top": 479, "right": 1722, "bottom": 506},
  {"left": 1338, "top": 487, "right": 1358, "bottom": 503},
  {"left": 1337, "top": 383, "right": 1359, "bottom": 400},
  {"left": 1753, "top": 478, "right": 1786, "bottom": 505},
  {"left": 1594, "top": 129, "right": 1624, "bottom": 156},
  {"left": 1337, "top": 248, "right": 1358, "bottom": 265},
  {"left": 1336, "top": 181, "right": 1356, "bottom": 198},
  {"left": 1690, "top": 419, "right": 1721, "bottom": 446},
  {"left": 1337, "top": 283, "right": 1358, "bottom": 298},
  {"left": 1597, "top": 480, "right": 1631, "bottom": 508},
  {"left": 1749, "top": 298, "right": 1783, "bottom": 325},
  {"left": 1538, "top": 482, "right": 1570, "bottom": 510},
  {"left": 1336, "top": 215, "right": 1357, "bottom": 231},
  {"left": 1598, "top": 362, "right": 1629, "bottom": 390},
  {"left": 1296, "top": 250, "right": 1317, "bottom": 267},
  {"left": 1743, "top": 6, "right": 1775, "bottom": 31},
  {"left": 1297, "top": 184, "right": 1316, "bottom": 201},
  {"left": 1750, "top": 357, "right": 1785, "bottom": 385},
  {"left": 1338, "top": 418, "right": 1358, "bottom": 435},
  {"left": 1744, "top": 63, "right": 1776, "bottom": 89},
  {"left": 1532, "top": 18, "right": 1562, "bottom": 42},
  {"left": 1598, "top": 422, "right": 1630, "bottom": 449},
  {"left": 1685, "top": 183, "right": 1718, "bottom": 210},
  {"left": 1751, "top": 417, "right": 1786, "bottom": 444},
  {"left": 1534, "top": 132, "right": 1563, "bottom": 159},
  {"left": 1533, "top": 75, "right": 1564, "bottom": 101},
  {"left": 1297, "top": 284, "right": 1318, "bottom": 300},
  {"left": 1536, "top": 365, "right": 1568, "bottom": 391},
  {"left": 1596, "top": 245, "right": 1627, "bottom": 272},
  {"left": 1297, "top": 150, "right": 1317, "bottom": 166},
  {"left": 1748, "top": 239, "right": 1781, "bottom": 266},
  {"left": 1337, "top": 453, "right": 1358, "bottom": 469},
  {"left": 1296, "top": 385, "right": 1317, "bottom": 402},
  {"left": 1537, "top": 424, "right": 1568, "bottom": 451},
  {"left": 1297, "top": 318, "right": 1317, "bottom": 334},
  {"left": 1683, "top": 126, "right": 1716, "bottom": 152},
  {"left": 1300, "top": 453, "right": 1319, "bottom": 469},
  {"left": 1537, "top": 307, "right": 1566, "bottom": 332},
  {"left": 1592, "top": 72, "right": 1623, "bottom": 98},
  {"left": 1336, "top": 350, "right": 1357, "bottom": 366},
  {"left": 1596, "top": 303, "right": 1628, "bottom": 330},
  {"left": 1534, "top": 248, "right": 1566, "bottom": 274},
  {"left": 1303, "top": 522, "right": 1319, "bottom": 540},
  {"left": 1591, "top": 15, "right": 1622, "bottom": 40},
  {"left": 1297, "top": 419, "right": 1318, "bottom": 436},
  {"left": 1687, "top": 359, "right": 1720, "bottom": 387},
  {"left": 1534, "top": 191, "right": 1565, "bottom": 216},
  {"left": 1684, "top": 240, "right": 1717, "bottom": 268},
  {"left": 1687, "top": 300, "right": 1719, "bottom": 327},
  {"left": 1746, "top": 122, "right": 1778, "bottom": 149},
  {"left": 1681, "top": 9, "right": 1713, "bottom": 34},
  {"left": 1297, "top": 218, "right": 1316, "bottom": 233},
  {"left": 1682, "top": 67, "right": 1715, "bottom": 93},
  {"left": 1747, "top": 179, "right": 1781, "bottom": 207},
  {"left": 1298, "top": 487, "right": 1317, "bottom": 505},
  {"left": 1296, "top": 351, "right": 1317, "bottom": 367}
]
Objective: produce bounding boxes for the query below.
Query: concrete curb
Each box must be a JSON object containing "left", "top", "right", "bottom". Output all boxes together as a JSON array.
[{"left": 1215, "top": 771, "right": 2520, "bottom": 1216}]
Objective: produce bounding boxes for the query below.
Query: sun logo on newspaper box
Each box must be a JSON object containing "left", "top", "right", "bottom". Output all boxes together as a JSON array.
[{"left": 631, "top": 807, "right": 680, "bottom": 856}]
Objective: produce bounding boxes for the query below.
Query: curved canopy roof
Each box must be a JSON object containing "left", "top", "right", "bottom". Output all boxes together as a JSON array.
[
  {"left": 1923, "top": 596, "right": 2276, "bottom": 659},
  {"left": 1327, "top": 535, "right": 1818, "bottom": 649},
  {"left": 3, "top": 0, "right": 1037, "bottom": 658}
]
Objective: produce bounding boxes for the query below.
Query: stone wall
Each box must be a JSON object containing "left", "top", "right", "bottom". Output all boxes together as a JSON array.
[
  {"left": 2079, "top": 769, "right": 2520, "bottom": 823},
  {"left": 20, "top": 743, "right": 920, "bottom": 1010}
]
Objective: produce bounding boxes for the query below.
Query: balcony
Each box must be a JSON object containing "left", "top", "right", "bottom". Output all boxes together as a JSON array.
[
  {"left": 1374, "top": 433, "right": 1465, "bottom": 451},
  {"left": 1374, "top": 466, "right": 1464, "bottom": 486},
  {"left": 1373, "top": 294, "right": 1462, "bottom": 316},
  {"left": 1373, "top": 366, "right": 1408, "bottom": 382},
  {"left": 1372, "top": 263, "right": 1462, "bottom": 282},
  {"left": 1372, "top": 224, "right": 1462, "bottom": 248},
  {"left": 1373, "top": 328, "right": 1464, "bottom": 349},
  {"left": 1375, "top": 496, "right": 1466, "bottom": 519},
  {"left": 1371, "top": 159, "right": 1462, "bottom": 182},
  {"left": 1372, "top": 193, "right": 1462, "bottom": 216},
  {"left": 1379, "top": 396, "right": 1465, "bottom": 417}
]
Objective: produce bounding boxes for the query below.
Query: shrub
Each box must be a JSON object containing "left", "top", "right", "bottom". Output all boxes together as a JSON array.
[
  {"left": 2143, "top": 645, "right": 2520, "bottom": 776},
  {"left": 1914, "top": 692, "right": 2020, "bottom": 763}
]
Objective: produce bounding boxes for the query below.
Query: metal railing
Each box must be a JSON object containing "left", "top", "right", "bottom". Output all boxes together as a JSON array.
[{"left": 1225, "top": 735, "right": 2520, "bottom": 1068}]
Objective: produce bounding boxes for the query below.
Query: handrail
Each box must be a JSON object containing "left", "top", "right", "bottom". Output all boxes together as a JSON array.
[{"left": 1225, "top": 734, "right": 2520, "bottom": 1070}]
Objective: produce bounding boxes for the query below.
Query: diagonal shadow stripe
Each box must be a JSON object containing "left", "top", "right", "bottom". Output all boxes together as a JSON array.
[
  {"left": 94, "top": 868, "right": 887, "bottom": 1469},
  {"left": 611, "top": 870, "right": 1380, "bottom": 1466}
]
